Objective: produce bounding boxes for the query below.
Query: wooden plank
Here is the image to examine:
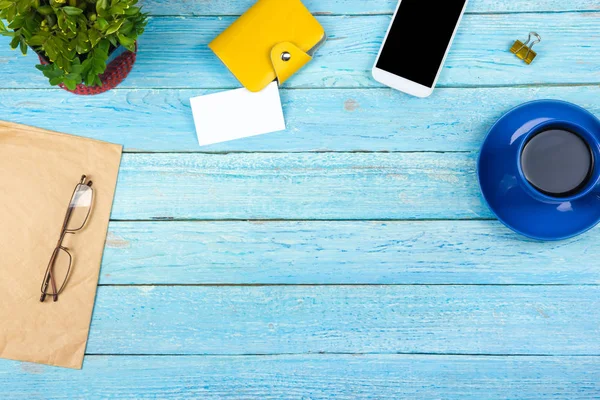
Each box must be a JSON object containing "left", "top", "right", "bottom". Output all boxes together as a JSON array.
[
  {"left": 85, "top": 285, "right": 600, "bottom": 355},
  {"left": 112, "top": 152, "right": 489, "bottom": 220},
  {"left": 142, "top": 0, "right": 600, "bottom": 16},
  {"left": 2, "top": 86, "right": 599, "bottom": 152},
  {"left": 102, "top": 221, "right": 600, "bottom": 285},
  {"left": 2, "top": 355, "right": 599, "bottom": 399},
  {"left": 0, "top": 13, "right": 598, "bottom": 89}
]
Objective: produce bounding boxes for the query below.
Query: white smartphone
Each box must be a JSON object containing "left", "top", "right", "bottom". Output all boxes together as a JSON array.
[{"left": 372, "top": 0, "right": 469, "bottom": 98}]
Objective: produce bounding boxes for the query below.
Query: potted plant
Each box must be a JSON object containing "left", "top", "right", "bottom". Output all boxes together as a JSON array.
[{"left": 0, "top": 0, "right": 147, "bottom": 95}]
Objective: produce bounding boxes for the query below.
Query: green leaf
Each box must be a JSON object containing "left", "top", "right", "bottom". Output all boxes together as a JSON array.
[
  {"left": 37, "top": 5, "right": 54, "bottom": 15},
  {"left": 43, "top": 45, "right": 57, "bottom": 62},
  {"left": 98, "top": 38, "right": 110, "bottom": 53},
  {"left": 65, "top": 72, "right": 81, "bottom": 81},
  {"left": 88, "top": 28, "right": 100, "bottom": 46},
  {"left": 28, "top": 34, "right": 48, "bottom": 46},
  {"left": 8, "top": 15, "right": 25, "bottom": 30},
  {"left": 45, "top": 14, "right": 57, "bottom": 28},
  {"left": 63, "top": 14, "right": 77, "bottom": 33},
  {"left": 62, "top": 6, "right": 84, "bottom": 16},
  {"left": 107, "top": 34, "right": 117, "bottom": 47},
  {"left": 55, "top": 54, "right": 69, "bottom": 71},
  {"left": 70, "top": 57, "right": 83, "bottom": 74},
  {"left": 23, "top": 15, "right": 40, "bottom": 35},
  {"left": 85, "top": 70, "right": 95, "bottom": 85},
  {"left": 49, "top": 76, "right": 63, "bottom": 86},
  {"left": 119, "top": 19, "right": 133, "bottom": 35},
  {"left": 109, "top": 4, "right": 126, "bottom": 15},
  {"left": 117, "top": 33, "right": 134, "bottom": 49},
  {"left": 36, "top": 61, "right": 71, "bottom": 88},
  {"left": 56, "top": 10, "right": 66, "bottom": 31},
  {"left": 0, "top": 19, "right": 6, "bottom": 33},
  {"left": 39, "top": 64, "right": 64, "bottom": 79},
  {"left": 95, "top": 17, "right": 108, "bottom": 30},
  {"left": 96, "top": 0, "right": 108, "bottom": 13},
  {"left": 5, "top": 3, "right": 16, "bottom": 20},
  {"left": 105, "top": 19, "right": 124, "bottom": 35},
  {"left": 74, "top": 31, "right": 89, "bottom": 53},
  {"left": 17, "top": 0, "right": 32, "bottom": 14},
  {"left": 124, "top": 6, "right": 140, "bottom": 16},
  {"left": 80, "top": 41, "right": 109, "bottom": 87},
  {"left": 63, "top": 78, "right": 77, "bottom": 90},
  {"left": 9, "top": 35, "right": 19, "bottom": 50},
  {"left": 0, "top": 1, "right": 13, "bottom": 10},
  {"left": 19, "top": 36, "right": 27, "bottom": 55}
]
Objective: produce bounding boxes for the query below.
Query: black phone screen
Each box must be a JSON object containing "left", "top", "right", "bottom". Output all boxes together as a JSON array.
[{"left": 376, "top": 0, "right": 467, "bottom": 88}]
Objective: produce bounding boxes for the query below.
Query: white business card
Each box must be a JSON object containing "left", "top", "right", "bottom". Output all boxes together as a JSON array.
[{"left": 190, "top": 81, "right": 286, "bottom": 146}]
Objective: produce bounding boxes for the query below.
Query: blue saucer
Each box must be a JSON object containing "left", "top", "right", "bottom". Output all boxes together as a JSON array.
[{"left": 478, "top": 100, "right": 600, "bottom": 241}]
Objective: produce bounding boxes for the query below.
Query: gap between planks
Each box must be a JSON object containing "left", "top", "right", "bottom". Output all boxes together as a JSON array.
[
  {"left": 81, "top": 352, "right": 600, "bottom": 357},
  {"left": 109, "top": 218, "right": 497, "bottom": 222},
  {"left": 146, "top": 10, "right": 600, "bottom": 17},
  {"left": 96, "top": 283, "right": 600, "bottom": 287},
  {"left": 116, "top": 151, "right": 477, "bottom": 155},
  {"left": 1, "top": 83, "right": 599, "bottom": 91}
]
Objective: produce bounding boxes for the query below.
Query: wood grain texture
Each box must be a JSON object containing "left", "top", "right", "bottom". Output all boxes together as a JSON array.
[
  {"left": 112, "top": 152, "right": 488, "bottom": 220},
  {"left": 142, "top": 0, "right": 600, "bottom": 16},
  {"left": 0, "top": 1, "right": 598, "bottom": 397},
  {"left": 86, "top": 285, "right": 600, "bottom": 355},
  {"left": 2, "top": 86, "right": 599, "bottom": 152},
  {"left": 2, "top": 355, "right": 599, "bottom": 399},
  {"left": 0, "top": 13, "right": 599, "bottom": 89},
  {"left": 102, "top": 221, "right": 600, "bottom": 285}
]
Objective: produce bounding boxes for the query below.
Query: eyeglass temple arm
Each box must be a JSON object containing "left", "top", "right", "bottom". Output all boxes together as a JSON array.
[
  {"left": 80, "top": 175, "right": 93, "bottom": 187},
  {"left": 40, "top": 273, "right": 51, "bottom": 302}
]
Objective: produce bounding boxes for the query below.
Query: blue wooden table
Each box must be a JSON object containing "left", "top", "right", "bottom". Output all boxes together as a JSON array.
[{"left": 1, "top": 0, "right": 600, "bottom": 398}]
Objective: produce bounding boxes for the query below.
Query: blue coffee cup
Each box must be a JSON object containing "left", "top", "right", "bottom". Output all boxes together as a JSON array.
[
  {"left": 478, "top": 100, "right": 600, "bottom": 240},
  {"left": 517, "top": 120, "right": 600, "bottom": 203}
]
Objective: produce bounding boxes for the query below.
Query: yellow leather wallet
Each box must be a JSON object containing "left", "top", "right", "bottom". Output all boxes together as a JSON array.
[{"left": 209, "top": 0, "right": 326, "bottom": 92}]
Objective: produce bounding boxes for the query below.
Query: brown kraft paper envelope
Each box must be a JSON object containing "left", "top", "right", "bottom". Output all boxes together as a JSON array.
[{"left": 0, "top": 121, "right": 122, "bottom": 369}]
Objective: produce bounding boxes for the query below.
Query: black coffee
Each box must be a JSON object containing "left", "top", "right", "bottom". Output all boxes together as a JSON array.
[{"left": 521, "top": 128, "right": 594, "bottom": 197}]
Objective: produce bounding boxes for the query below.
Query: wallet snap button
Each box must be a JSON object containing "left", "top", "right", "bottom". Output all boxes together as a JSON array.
[{"left": 281, "top": 51, "right": 291, "bottom": 61}]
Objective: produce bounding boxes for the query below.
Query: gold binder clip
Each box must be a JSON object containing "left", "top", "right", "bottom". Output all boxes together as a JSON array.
[{"left": 510, "top": 32, "right": 541, "bottom": 64}]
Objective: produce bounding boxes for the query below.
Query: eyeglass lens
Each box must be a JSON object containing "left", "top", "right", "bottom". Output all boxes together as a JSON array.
[
  {"left": 41, "top": 247, "right": 71, "bottom": 298},
  {"left": 66, "top": 184, "right": 93, "bottom": 231}
]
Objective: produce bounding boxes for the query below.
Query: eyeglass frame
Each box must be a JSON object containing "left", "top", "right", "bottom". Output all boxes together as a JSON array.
[{"left": 40, "top": 175, "right": 94, "bottom": 302}]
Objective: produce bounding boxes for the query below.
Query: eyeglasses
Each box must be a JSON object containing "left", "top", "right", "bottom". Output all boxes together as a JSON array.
[{"left": 40, "top": 175, "right": 94, "bottom": 302}]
